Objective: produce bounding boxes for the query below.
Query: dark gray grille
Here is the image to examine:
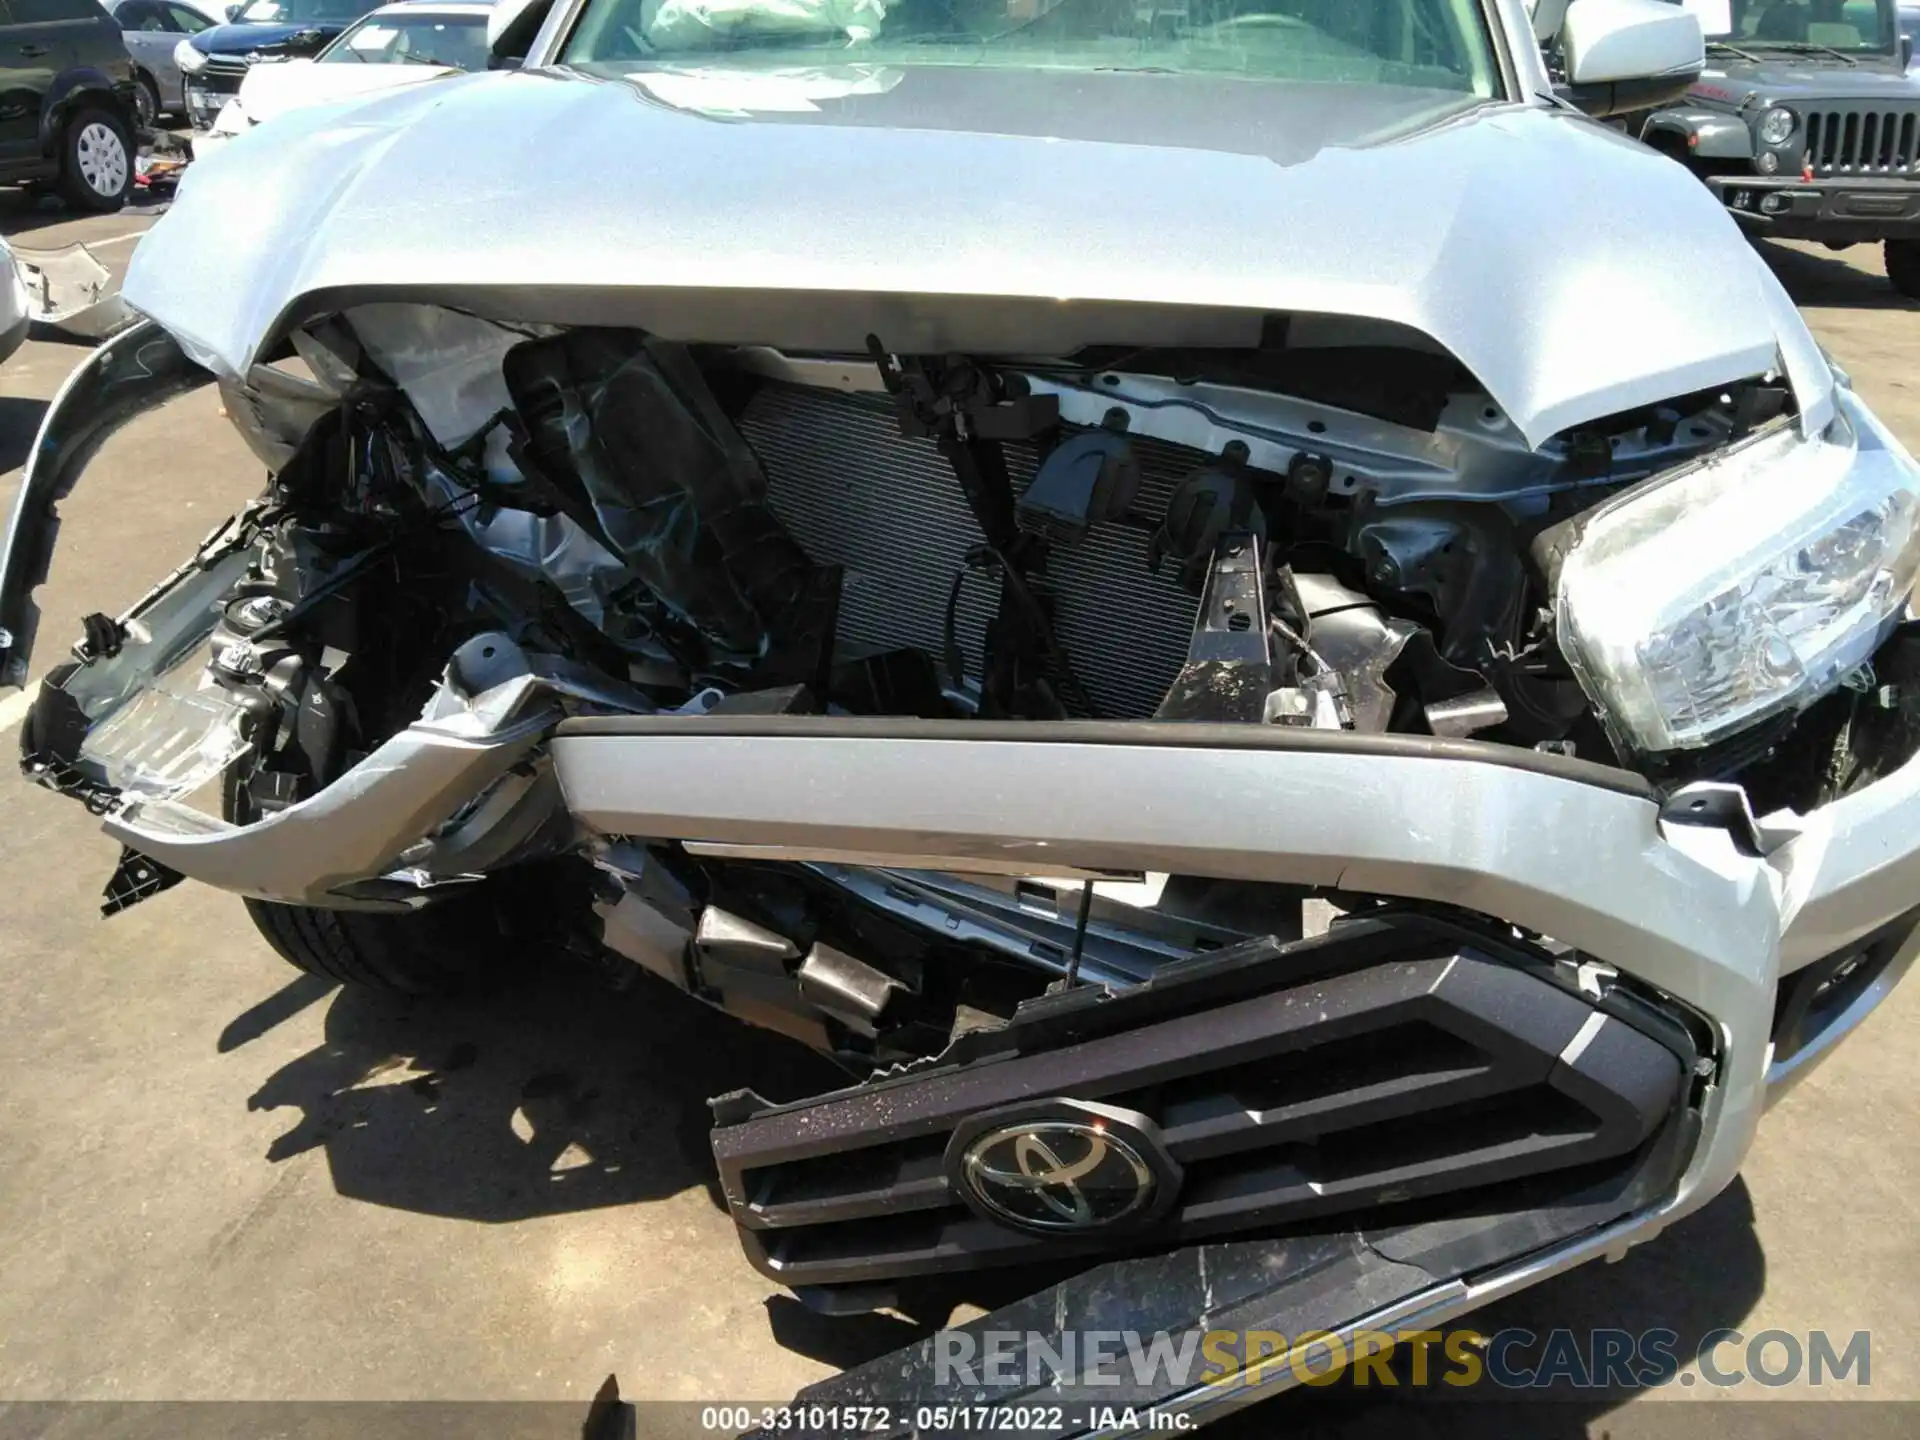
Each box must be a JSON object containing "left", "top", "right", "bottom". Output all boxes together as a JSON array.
[
  {"left": 742, "top": 384, "right": 1202, "bottom": 720},
  {"left": 1804, "top": 107, "right": 1920, "bottom": 175},
  {"left": 712, "top": 924, "right": 1691, "bottom": 1289}
]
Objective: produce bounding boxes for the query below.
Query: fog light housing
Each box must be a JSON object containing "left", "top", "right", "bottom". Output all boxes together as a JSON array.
[{"left": 1762, "top": 192, "right": 1789, "bottom": 214}]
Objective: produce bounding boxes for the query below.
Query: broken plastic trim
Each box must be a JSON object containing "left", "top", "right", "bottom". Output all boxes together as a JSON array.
[
  {"left": 77, "top": 634, "right": 628, "bottom": 911},
  {"left": 0, "top": 322, "right": 214, "bottom": 689}
]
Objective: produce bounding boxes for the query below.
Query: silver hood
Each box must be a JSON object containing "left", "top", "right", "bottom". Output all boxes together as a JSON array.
[{"left": 130, "top": 65, "right": 1832, "bottom": 448}]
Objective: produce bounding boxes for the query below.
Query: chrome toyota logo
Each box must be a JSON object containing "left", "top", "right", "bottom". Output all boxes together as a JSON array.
[{"left": 957, "top": 1113, "right": 1169, "bottom": 1233}]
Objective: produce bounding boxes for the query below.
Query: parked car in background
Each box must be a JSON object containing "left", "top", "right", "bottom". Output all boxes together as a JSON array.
[
  {"left": 173, "top": 0, "right": 388, "bottom": 133},
  {"left": 1637, "top": 0, "right": 1920, "bottom": 297},
  {"left": 104, "top": 0, "right": 221, "bottom": 126},
  {"left": 193, "top": 0, "right": 489, "bottom": 156},
  {"left": 0, "top": 0, "right": 138, "bottom": 210}
]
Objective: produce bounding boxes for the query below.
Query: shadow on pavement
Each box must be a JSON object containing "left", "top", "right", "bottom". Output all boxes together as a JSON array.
[
  {"left": 1756, "top": 238, "right": 1916, "bottom": 311},
  {"left": 224, "top": 959, "right": 1766, "bottom": 1399},
  {"left": 0, "top": 395, "right": 51, "bottom": 474},
  {"left": 0, "top": 190, "right": 93, "bottom": 240},
  {"left": 239, "top": 960, "right": 844, "bottom": 1223}
]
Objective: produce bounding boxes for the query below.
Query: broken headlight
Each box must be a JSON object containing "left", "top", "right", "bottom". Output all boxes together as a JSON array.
[{"left": 1555, "top": 386, "right": 1920, "bottom": 754}]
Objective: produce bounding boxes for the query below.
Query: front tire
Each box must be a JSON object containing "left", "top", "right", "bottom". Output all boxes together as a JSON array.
[
  {"left": 240, "top": 893, "right": 508, "bottom": 996},
  {"left": 1889, "top": 239, "right": 1920, "bottom": 300},
  {"left": 55, "top": 107, "right": 132, "bottom": 212},
  {"left": 224, "top": 774, "right": 508, "bottom": 996}
]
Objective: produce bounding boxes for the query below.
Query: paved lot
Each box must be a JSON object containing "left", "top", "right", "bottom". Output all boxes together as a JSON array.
[{"left": 0, "top": 195, "right": 1916, "bottom": 1431}]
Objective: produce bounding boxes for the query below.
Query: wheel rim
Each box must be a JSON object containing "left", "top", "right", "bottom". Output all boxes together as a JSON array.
[
  {"left": 75, "top": 122, "right": 128, "bottom": 198},
  {"left": 134, "top": 83, "right": 156, "bottom": 128}
]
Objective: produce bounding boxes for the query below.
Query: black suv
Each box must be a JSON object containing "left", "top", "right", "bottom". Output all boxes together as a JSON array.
[
  {"left": 0, "top": 0, "right": 138, "bottom": 210},
  {"left": 1640, "top": 0, "right": 1920, "bottom": 297}
]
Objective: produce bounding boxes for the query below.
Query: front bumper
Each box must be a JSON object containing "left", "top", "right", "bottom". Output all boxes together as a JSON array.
[
  {"left": 184, "top": 81, "right": 243, "bottom": 132},
  {"left": 548, "top": 713, "right": 1920, "bottom": 1213},
  {"left": 1710, "top": 173, "right": 1920, "bottom": 242}
]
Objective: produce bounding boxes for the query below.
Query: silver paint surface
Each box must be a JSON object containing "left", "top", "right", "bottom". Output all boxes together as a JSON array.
[{"left": 127, "top": 53, "right": 1832, "bottom": 448}]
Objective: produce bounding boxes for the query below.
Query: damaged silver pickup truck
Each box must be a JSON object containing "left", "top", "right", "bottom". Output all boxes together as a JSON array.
[{"left": 4, "top": 0, "right": 1920, "bottom": 1424}]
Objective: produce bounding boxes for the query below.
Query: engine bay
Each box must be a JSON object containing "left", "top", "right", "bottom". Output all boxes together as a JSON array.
[{"left": 14, "top": 305, "right": 1920, "bottom": 1071}]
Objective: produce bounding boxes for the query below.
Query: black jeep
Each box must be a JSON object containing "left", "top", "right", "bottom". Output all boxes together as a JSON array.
[{"left": 1638, "top": 0, "right": 1920, "bottom": 297}]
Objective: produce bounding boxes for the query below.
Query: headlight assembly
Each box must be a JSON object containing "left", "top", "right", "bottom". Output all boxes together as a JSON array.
[
  {"left": 1758, "top": 106, "right": 1797, "bottom": 147},
  {"left": 175, "top": 39, "right": 209, "bottom": 73},
  {"left": 1551, "top": 387, "right": 1920, "bottom": 755}
]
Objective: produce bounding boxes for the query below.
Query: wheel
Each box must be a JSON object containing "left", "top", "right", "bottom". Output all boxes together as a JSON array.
[
  {"left": 1889, "top": 240, "right": 1920, "bottom": 300},
  {"left": 224, "top": 774, "right": 509, "bottom": 995},
  {"left": 133, "top": 72, "right": 161, "bottom": 131},
  {"left": 54, "top": 107, "right": 132, "bottom": 212},
  {"left": 239, "top": 893, "right": 508, "bottom": 995}
]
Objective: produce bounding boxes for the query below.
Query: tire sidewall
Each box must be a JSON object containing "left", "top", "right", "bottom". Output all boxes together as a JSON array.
[
  {"left": 133, "top": 74, "right": 161, "bottom": 130},
  {"left": 58, "top": 106, "right": 133, "bottom": 212}
]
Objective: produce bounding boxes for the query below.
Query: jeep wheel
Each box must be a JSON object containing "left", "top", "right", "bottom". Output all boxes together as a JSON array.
[
  {"left": 1889, "top": 240, "right": 1920, "bottom": 301},
  {"left": 55, "top": 107, "right": 132, "bottom": 212}
]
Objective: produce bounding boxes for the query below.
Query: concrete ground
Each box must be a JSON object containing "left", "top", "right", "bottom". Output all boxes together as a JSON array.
[{"left": 0, "top": 194, "right": 1916, "bottom": 1431}]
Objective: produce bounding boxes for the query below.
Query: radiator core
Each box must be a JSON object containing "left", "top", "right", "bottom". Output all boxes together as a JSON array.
[{"left": 742, "top": 384, "right": 1202, "bottom": 719}]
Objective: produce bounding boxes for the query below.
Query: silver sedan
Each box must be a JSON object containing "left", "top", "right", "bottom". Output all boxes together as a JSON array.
[{"left": 102, "top": 0, "right": 224, "bottom": 126}]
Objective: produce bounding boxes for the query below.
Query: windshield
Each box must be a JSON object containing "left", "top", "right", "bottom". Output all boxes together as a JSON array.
[
  {"left": 320, "top": 10, "right": 489, "bottom": 64},
  {"left": 1690, "top": 0, "right": 1900, "bottom": 55},
  {"left": 559, "top": 0, "right": 1500, "bottom": 94}
]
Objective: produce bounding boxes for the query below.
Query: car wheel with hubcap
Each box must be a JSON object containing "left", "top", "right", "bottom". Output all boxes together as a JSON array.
[
  {"left": 55, "top": 107, "right": 133, "bottom": 212},
  {"left": 1889, "top": 240, "right": 1920, "bottom": 301}
]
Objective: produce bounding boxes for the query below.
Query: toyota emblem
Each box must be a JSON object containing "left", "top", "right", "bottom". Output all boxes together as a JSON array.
[{"left": 949, "top": 1101, "right": 1180, "bottom": 1234}]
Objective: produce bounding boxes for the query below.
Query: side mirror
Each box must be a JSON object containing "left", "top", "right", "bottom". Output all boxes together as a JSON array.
[
  {"left": 224, "top": 2, "right": 240, "bottom": 18},
  {"left": 1902, "top": 33, "right": 1914, "bottom": 69},
  {"left": 1559, "top": 0, "right": 1704, "bottom": 118},
  {"left": 487, "top": 0, "right": 552, "bottom": 68}
]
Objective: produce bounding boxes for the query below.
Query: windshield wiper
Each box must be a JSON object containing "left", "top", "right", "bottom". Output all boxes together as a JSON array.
[
  {"left": 1706, "top": 39, "right": 1761, "bottom": 61},
  {"left": 1758, "top": 40, "right": 1858, "bottom": 64}
]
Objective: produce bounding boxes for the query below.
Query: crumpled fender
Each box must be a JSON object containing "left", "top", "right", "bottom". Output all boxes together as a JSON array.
[{"left": 0, "top": 321, "right": 213, "bottom": 689}]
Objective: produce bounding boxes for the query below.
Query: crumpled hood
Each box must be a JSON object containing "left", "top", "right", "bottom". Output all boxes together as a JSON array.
[{"left": 127, "top": 65, "right": 1833, "bottom": 448}]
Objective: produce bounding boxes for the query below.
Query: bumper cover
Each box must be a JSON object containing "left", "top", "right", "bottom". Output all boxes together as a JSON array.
[
  {"left": 1709, "top": 174, "right": 1920, "bottom": 241},
  {"left": 548, "top": 714, "right": 1920, "bottom": 1233}
]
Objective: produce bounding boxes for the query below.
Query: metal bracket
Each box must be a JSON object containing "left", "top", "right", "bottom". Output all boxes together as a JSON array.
[
  {"left": 1152, "top": 532, "right": 1272, "bottom": 723},
  {"left": 1660, "top": 781, "right": 1765, "bottom": 856}
]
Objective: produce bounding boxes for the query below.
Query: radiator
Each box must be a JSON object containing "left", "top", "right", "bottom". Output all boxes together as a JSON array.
[{"left": 742, "top": 384, "right": 1202, "bottom": 720}]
